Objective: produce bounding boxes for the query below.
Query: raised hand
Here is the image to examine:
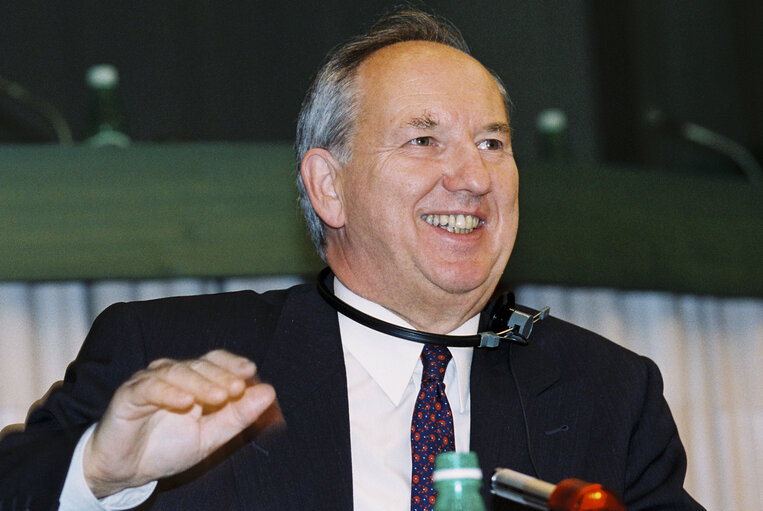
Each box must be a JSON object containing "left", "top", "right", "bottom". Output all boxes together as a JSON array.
[{"left": 82, "top": 349, "right": 278, "bottom": 497}]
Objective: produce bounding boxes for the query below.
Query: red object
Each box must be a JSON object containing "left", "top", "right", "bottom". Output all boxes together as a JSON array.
[{"left": 548, "top": 478, "right": 626, "bottom": 511}]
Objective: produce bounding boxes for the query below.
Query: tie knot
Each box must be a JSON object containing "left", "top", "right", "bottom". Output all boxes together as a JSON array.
[{"left": 421, "top": 344, "right": 452, "bottom": 382}]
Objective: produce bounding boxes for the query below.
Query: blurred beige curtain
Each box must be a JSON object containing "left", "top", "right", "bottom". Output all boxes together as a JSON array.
[{"left": 1, "top": 279, "right": 760, "bottom": 509}]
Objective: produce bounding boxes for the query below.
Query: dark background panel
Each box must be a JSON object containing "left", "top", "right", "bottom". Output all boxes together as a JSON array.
[
  {"left": 2, "top": 0, "right": 760, "bottom": 179},
  {"left": 0, "top": 1, "right": 761, "bottom": 294}
]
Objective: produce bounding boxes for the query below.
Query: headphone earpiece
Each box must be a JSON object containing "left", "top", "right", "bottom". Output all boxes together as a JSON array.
[{"left": 480, "top": 292, "right": 516, "bottom": 333}]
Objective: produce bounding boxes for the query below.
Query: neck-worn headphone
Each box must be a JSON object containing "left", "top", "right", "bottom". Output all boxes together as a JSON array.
[{"left": 316, "top": 267, "right": 550, "bottom": 348}]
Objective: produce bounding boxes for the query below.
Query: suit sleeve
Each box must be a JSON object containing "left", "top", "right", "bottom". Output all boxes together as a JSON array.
[
  {"left": 623, "top": 356, "right": 705, "bottom": 510},
  {"left": 0, "top": 303, "right": 150, "bottom": 511}
]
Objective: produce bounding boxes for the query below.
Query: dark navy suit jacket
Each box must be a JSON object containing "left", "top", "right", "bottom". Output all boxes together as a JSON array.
[{"left": 0, "top": 283, "right": 704, "bottom": 510}]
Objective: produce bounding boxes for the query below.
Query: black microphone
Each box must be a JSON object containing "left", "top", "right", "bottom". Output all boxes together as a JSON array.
[
  {"left": 0, "top": 75, "right": 73, "bottom": 144},
  {"left": 492, "top": 467, "right": 625, "bottom": 511},
  {"left": 643, "top": 106, "right": 762, "bottom": 184}
]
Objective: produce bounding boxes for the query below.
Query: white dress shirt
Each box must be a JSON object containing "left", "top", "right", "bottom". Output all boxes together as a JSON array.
[
  {"left": 58, "top": 424, "right": 156, "bottom": 510},
  {"left": 336, "top": 278, "right": 475, "bottom": 510},
  {"left": 58, "top": 279, "right": 477, "bottom": 510}
]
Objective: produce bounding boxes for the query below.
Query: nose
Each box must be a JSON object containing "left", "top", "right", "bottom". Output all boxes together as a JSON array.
[{"left": 441, "top": 144, "right": 491, "bottom": 196}]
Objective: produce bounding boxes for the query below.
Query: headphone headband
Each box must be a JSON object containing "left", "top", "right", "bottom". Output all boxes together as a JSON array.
[{"left": 316, "top": 267, "right": 549, "bottom": 348}]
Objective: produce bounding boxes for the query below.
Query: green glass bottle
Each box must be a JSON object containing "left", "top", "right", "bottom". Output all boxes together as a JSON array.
[
  {"left": 433, "top": 451, "right": 487, "bottom": 511},
  {"left": 535, "top": 108, "right": 569, "bottom": 162},
  {"left": 85, "top": 64, "right": 130, "bottom": 147}
]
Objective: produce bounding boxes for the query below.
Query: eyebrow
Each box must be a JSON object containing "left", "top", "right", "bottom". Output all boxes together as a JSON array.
[
  {"left": 406, "top": 115, "right": 439, "bottom": 129},
  {"left": 405, "top": 117, "right": 511, "bottom": 135},
  {"left": 485, "top": 122, "right": 511, "bottom": 134}
]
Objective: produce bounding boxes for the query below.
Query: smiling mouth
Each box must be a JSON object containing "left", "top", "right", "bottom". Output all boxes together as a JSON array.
[{"left": 422, "top": 214, "right": 481, "bottom": 234}]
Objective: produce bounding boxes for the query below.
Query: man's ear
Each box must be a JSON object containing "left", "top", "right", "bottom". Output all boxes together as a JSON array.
[{"left": 300, "top": 148, "right": 345, "bottom": 229}]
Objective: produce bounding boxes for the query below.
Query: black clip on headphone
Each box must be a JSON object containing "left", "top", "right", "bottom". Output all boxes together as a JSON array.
[{"left": 316, "top": 267, "right": 550, "bottom": 348}]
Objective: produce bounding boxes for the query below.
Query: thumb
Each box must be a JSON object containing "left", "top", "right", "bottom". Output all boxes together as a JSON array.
[{"left": 198, "top": 382, "right": 279, "bottom": 454}]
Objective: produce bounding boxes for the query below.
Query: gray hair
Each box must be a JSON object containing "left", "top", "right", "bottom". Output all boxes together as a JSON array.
[{"left": 295, "top": 7, "right": 510, "bottom": 261}]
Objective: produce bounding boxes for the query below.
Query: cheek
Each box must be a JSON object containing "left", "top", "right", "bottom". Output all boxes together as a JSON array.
[
  {"left": 492, "top": 170, "right": 520, "bottom": 240},
  {"left": 343, "top": 153, "right": 447, "bottom": 229},
  {"left": 496, "top": 168, "right": 519, "bottom": 207},
  {"left": 369, "top": 167, "right": 435, "bottom": 212}
]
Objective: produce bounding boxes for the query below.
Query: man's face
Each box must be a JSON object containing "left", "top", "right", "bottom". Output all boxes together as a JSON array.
[{"left": 327, "top": 41, "right": 519, "bottom": 328}]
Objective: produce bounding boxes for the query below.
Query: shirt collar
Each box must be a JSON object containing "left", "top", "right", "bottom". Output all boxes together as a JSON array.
[{"left": 335, "top": 277, "right": 476, "bottom": 412}]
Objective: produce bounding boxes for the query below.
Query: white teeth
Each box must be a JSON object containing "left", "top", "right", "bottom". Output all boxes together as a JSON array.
[{"left": 422, "top": 214, "right": 481, "bottom": 234}]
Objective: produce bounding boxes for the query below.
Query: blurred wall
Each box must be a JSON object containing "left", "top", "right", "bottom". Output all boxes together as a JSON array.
[{"left": 2, "top": 1, "right": 761, "bottom": 178}]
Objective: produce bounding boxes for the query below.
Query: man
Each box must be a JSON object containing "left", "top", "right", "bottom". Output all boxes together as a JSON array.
[{"left": 0, "top": 8, "right": 703, "bottom": 511}]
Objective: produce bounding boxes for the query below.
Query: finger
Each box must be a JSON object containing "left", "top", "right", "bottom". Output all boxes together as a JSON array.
[
  {"left": 198, "top": 382, "right": 278, "bottom": 454},
  {"left": 201, "top": 350, "right": 257, "bottom": 379},
  {"left": 147, "top": 357, "right": 176, "bottom": 370},
  {"left": 183, "top": 358, "right": 252, "bottom": 397},
  {"left": 115, "top": 376, "right": 196, "bottom": 416},
  {"left": 234, "top": 382, "right": 278, "bottom": 426},
  {"left": 147, "top": 352, "right": 255, "bottom": 397},
  {"left": 157, "top": 363, "right": 239, "bottom": 406},
  {"left": 126, "top": 352, "right": 258, "bottom": 409}
]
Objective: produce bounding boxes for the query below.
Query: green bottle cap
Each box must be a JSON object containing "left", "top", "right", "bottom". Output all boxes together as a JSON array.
[
  {"left": 86, "top": 64, "right": 119, "bottom": 89},
  {"left": 433, "top": 452, "right": 482, "bottom": 481}
]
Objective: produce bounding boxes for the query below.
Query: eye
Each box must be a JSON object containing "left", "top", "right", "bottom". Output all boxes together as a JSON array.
[
  {"left": 409, "top": 136, "right": 432, "bottom": 147},
  {"left": 477, "top": 139, "right": 503, "bottom": 150}
]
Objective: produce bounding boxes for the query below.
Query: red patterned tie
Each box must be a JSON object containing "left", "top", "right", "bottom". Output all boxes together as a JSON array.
[{"left": 410, "top": 344, "right": 454, "bottom": 510}]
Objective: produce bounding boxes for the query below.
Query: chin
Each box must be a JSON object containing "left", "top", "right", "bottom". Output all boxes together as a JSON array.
[{"left": 425, "top": 264, "right": 497, "bottom": 296}]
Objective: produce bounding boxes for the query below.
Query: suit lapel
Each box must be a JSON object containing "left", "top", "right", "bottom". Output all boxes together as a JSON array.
[
  {"left": 470, "top": 338, "right": 561, "bottom": 503},
  {"left": 230, "top": 285, "right": 354, "bottom": 510}
]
